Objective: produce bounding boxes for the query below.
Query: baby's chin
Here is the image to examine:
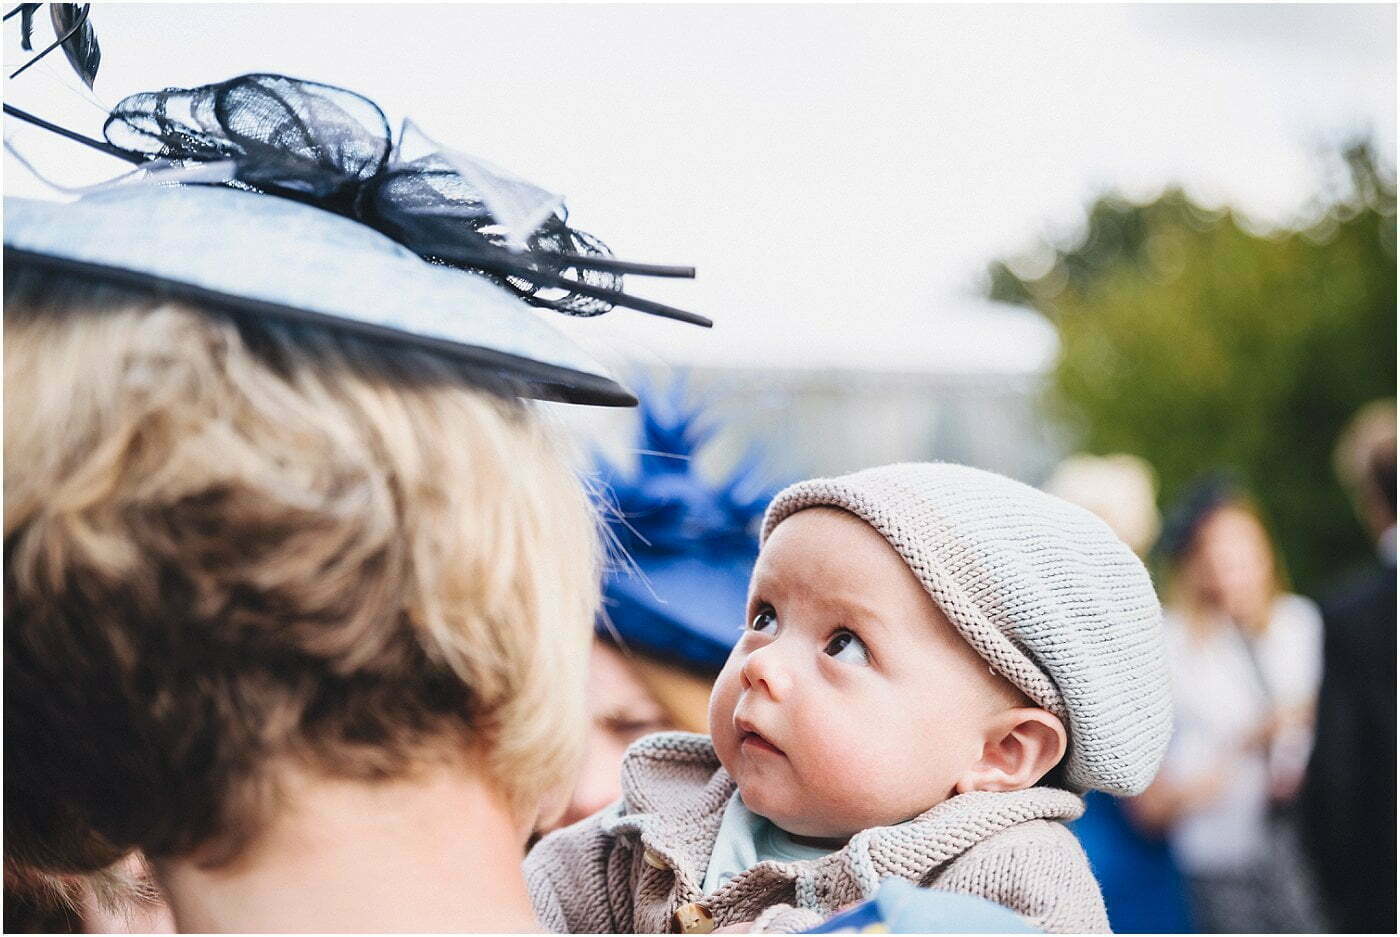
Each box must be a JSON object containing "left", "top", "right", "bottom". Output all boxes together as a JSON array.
[
  {"left": 720, "top": 740, "right": 932, "bottom": 837},
  {"left": 735, "top": 772, "right": 946, "bottom": 839},
  {"left": 733, "top": 779, "right": 859, "bottom": 841}
]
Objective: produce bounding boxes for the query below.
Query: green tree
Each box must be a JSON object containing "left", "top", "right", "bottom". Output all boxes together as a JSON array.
[{"left": 988, "top": 141, "right": 1397, "bottom": 592}]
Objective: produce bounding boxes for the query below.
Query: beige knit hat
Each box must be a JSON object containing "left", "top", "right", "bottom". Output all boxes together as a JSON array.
[{"left": 760, "top": 462, "right": 1171, "bottom": 796}]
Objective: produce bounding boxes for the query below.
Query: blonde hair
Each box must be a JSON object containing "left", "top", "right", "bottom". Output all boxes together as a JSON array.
[
  {"left": 4, "top": 267, "right": 599, "bottom": 869},
  {"left": 1333, "top": 398, "right": 1397, "bottom": 529},
  {"left": 1043, "top": 453, "right": 1160, "bottom": 557}
]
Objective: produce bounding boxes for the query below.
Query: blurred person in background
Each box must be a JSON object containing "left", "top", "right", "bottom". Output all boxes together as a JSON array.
[
  {"left": 545, "top": 639, "right": 715, "bottom": 835},
  {"left": 1299, "top": 400, "right": 1397, "bottom": 934},
  {"left": 1133, "top": 476, "right": 1324, "bottom": 933},
  {"left": 1044, "top": 454, "right": 1162, "bottom": 558},
  {"left": 540, "top": 383, "right": 772, "bottom": 835},
  {"left": 1043, "top": 455, "right": 1193, "bottom": 934}
]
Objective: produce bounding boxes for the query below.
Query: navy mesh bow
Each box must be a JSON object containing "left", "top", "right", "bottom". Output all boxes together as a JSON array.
[{"left": 9, "top": 73, "right": 705, "bottom": 325}]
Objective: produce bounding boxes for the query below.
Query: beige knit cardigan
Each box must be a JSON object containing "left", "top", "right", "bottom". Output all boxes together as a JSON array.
[{"left": 525, "top": 733, "right": 1109, "bottom": 933}]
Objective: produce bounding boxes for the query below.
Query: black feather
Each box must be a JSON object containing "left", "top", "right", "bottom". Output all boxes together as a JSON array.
[
  {"left": 17, "top": 3, "right": 41, "bottom": 50},
  {"left": 48, "top": 3, "right": 99, "bottom": 88}
]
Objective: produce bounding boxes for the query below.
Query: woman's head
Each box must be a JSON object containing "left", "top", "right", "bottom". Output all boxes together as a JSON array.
[
  {"left": 1183, "top": 503, "right": 1279, "bottom": 619},
  {"left": 542, "top": 638, "right": 715, "bottom": 834},
  {"left": 1333, "top": 398, "right": 1397, "bottom": 541},
  {"left": 1161, "top": 481, "right": 1283, "bottom": 633},
  {"left": 4, "top": 264, "right": 600, "bottom": 871}
]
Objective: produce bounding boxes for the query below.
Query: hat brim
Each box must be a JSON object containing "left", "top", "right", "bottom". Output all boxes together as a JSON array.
[{"left": 4, "top": 187, "right": 637, "bottom": 407}]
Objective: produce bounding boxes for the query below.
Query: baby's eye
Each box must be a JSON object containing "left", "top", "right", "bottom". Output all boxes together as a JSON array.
[
  {"left": 749, "top": 608, "right": 778, "bottom": 634},
  {"left": 823, "top": 630, "right": 870, "bottom": 665}
]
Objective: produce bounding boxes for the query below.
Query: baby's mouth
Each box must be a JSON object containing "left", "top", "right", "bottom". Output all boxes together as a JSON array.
[{"left": 735, "top": 718, "right": 784, "bottom": 757}]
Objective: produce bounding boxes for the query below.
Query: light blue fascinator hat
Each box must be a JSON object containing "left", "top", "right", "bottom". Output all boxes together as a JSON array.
[
  {"left": 7, "top": 186, "right": 638, "bottom": 405},
  {"left": 4, "top": 74, "right": 706, "bottom": 406},
  {"left": 595, "top": 380, "right": 784, "bottom": 672}
]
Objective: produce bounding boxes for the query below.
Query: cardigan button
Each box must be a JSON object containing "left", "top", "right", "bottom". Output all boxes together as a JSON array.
[
  {"left": 643, "top": 847, "right": 669, "bottom": 870},
  {"left": 672, "top": 902, "right": 716, "bottom": 934}
]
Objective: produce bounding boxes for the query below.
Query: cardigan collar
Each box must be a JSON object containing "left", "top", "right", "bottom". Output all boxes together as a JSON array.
[{"left": 603, "top": 732, "right": 1086, "bottom": 911}]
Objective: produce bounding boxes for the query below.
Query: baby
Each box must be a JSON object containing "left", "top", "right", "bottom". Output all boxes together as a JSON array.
[{"left": 526, "top": 463, "right": 1172, "bottom": 933}]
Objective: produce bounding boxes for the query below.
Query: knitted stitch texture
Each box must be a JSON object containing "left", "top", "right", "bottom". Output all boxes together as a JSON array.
[
  {"left": 761, "top": 462, "right": 1171, "bottom": 796},
  {"left": 524, "top": 733, "right": 1109, "bottom": 934}
]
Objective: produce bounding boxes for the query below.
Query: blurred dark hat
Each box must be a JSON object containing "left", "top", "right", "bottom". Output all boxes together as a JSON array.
[{"left": 1154, "top": 471, "right": 1245, "bottom": 561}]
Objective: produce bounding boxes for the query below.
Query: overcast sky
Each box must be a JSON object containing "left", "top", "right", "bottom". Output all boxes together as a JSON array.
[{"left": 4, "top": 3, "right": 1394, "bottom": 375}]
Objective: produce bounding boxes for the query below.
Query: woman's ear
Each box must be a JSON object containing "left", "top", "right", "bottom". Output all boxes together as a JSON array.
[{"left": 954, "top": 708, "right": 1068, "bottom": 794}]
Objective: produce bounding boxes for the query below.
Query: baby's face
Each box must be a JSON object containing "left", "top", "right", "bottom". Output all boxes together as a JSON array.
[{"left": 708, "top": 508, "right": 1022, "bottom": 839}]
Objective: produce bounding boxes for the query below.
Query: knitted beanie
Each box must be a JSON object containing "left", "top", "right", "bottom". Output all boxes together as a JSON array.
[{"left": 760, "top": 462, "right": 1171, "bottom": 796}]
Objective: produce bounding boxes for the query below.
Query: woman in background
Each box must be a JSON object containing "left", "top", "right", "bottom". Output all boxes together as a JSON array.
[
  {"left": 547, "top": 639, "right": 713, "bottom": 833},
  {"left": 541, "top": 384, "right": 769, "bottom": 834},
  {"left": 1133, "top": 476, "right": 1324, "bottom": 933}
]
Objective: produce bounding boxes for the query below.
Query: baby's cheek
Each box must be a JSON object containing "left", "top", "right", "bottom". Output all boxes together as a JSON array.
[
  {"left": 707, "top": 671, "right": 742, "bottom": 760},
  {"left": 792, "top": 730, "right": 898, "bottom": 823},
  {"left": 797, "top": 727, "right": 865, "bottom": 775}
]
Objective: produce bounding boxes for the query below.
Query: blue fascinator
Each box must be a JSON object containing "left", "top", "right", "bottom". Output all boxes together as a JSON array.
[
  {"left": 595, "top": 380, "right": 784, "bottom": 673},
  {"left": 5, "top": 69, "right": 705, "bottom": 406}
]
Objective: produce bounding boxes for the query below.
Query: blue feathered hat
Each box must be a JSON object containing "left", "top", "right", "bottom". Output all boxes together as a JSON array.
[{"left": 594, "top": 378, "right": 783, "bottom": 674}]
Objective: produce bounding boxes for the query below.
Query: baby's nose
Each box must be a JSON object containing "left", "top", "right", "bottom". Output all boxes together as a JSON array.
[{"left": 741, "top": 645, "right": 793, "bottom": 700}]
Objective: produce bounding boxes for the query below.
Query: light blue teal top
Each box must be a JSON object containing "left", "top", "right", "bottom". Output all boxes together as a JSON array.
[{"left": 701, "top": 791, "right": 837, "bottom": 894}]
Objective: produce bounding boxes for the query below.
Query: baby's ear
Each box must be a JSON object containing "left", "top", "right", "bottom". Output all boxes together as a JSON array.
[{"left": 954, "top": 708, "right": 1068, "bottom": 794}]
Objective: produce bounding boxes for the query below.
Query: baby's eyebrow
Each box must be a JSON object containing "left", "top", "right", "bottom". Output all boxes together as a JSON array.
[
  {"left": 816, "top": 590, "right": 894, "bottom": 636},
  {"left": 746, "top": 565, "right": 784, "bottom": 599},
  {"left": 844, "top": 607, "right": 893, "bottom": 638}
]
